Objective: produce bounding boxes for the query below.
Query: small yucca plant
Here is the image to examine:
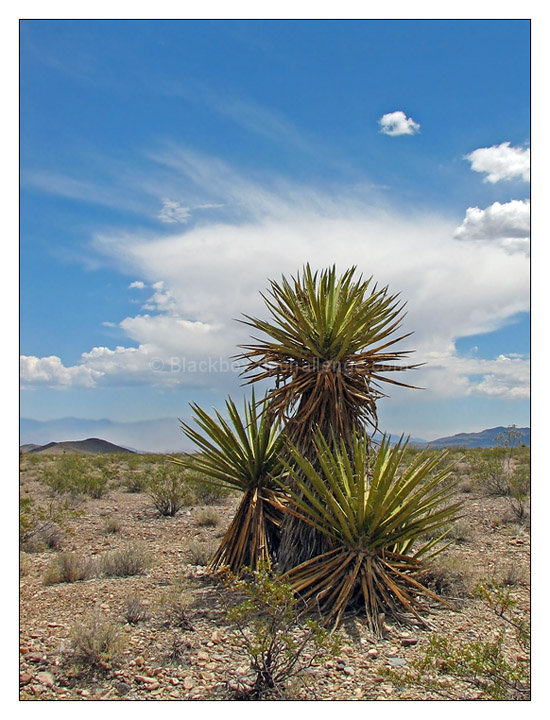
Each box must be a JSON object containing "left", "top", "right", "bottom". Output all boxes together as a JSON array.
[
  {"left": 279, "top": 432, "right": 462, "bottom": 634},
  {"left": 174, "top": 391, "right": 287, "bottom": 572}
]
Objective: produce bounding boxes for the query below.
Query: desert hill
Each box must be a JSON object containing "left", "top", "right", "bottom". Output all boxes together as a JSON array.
[{"left": 21, "top": 438, "right": 135, "bottom": 455}]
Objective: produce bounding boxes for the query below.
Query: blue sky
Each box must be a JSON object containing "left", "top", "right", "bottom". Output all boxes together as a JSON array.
[{"left": 19, "top": 19, "right": 530, "bottom": 448}]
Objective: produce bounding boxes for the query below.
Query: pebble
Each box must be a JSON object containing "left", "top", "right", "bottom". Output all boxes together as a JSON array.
[
  {"left": 183, "top": 676, "right": 195, "bottom": 689},
  {"left": 36, "top": 671, "right": 55, "bottom": 687},
  {"left": 135, "top": 675, "right": 157, "bottom": 684},
  {"left": 401, "top": 638, "right": 418, "bottom": 647},
  {"left": 20, "top": 672, "right": 33, "bottom": 685}
]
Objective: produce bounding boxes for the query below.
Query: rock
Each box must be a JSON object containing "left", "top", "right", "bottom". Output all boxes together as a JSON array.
[
  {"left": 19, "top": 672, "right": 33, "bottom": 685},
  {"left": 388, "top": 657, "right": 407, "bottom": 668},
  {"left": 401, "top": 637, "right": 418, "bottom": 647},
  {"left": 343, "top": 666, "right": 355, "bottom": 676},
  {"left": 367, "top": 649, "right": 379, "bottom": 658},
  {"left": 116, "top": 681, "right": 131, "bottom": 695},
  {"left": 26, "top": 653, "right": 44, "bottom": 663},
  {"left": 135, "top": 674, "right": 157, "bottom": 684},
  {"left": 183, "top": 676, "right": 195, "bottom": 689},
  {"left": 36, "top": 671, "right": 55, "bottom": 687}
]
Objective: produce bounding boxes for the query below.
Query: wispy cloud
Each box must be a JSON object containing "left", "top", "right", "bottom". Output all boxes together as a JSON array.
[
  {"left": 379, "top": 111, "right": 420, "bottom": 136},
  {"left": 128, "top": 281, "right": 145, "bottom": 289},
  {"left": 21, "top": 148, "right": 529, "bottom": 405},
  {"left": 465, "top": 142, "right": 530, "bottom": 183}
]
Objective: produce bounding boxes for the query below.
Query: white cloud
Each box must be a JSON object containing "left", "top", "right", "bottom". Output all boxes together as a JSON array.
[
  {"left": 465, "top": 142, "right": 530, "bottom": 183},
  {"left": 128, "top": 280, "right": 145, "bottom": 289},
  {"left": 158, "top": 198, "right": 192, "bottom": 224},
  {"left": 379, "top": 111, "right": 420, "bottom": 136},
  {"left": 20, "top": 355, "right": 101, "bottom": 388},
  {"left": 21, "top": 151, "right": 529, "bottom": 402},
  {"left": 453, "top": 200, "right": 530, "bottom": 256}
]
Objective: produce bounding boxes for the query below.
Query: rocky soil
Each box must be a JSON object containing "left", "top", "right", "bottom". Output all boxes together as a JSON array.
[{"left": 19, "top": 455, "right": 530, "bottom": 701}]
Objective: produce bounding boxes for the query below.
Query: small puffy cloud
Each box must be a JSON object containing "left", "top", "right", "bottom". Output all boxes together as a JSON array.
[
  {"left": 465, "top": 142, "right": 530, "bottom": 183},
  {"left": 453, "top": 200, "right": 530, "bottom": 255},
  {"left": 158, "top": 199, "right": 191, "bottom": 223},
  {"left": 379, "top": 111, "right": 420, "bottom": 136},
  {"left": 128, "top": 280, "right": 145, "bottom": 289}
]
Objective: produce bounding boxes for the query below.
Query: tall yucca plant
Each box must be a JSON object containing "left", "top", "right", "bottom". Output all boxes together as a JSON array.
[
  {"left": 279, "top": 432, "right": 462, "bottom": 634},
  {"left": 238, "top": 264, "right": 420, "bottom": 449},
  {"left": 173, "top": 391, "right": 287, "bottom": 573},
  {"left": 237, "top": 264, "right": 420, "bottom": 569}
]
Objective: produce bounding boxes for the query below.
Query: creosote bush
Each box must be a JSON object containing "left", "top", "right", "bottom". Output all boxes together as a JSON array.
[
  {"left": 146, "top": 467, "right": 192, "bottom": 516},
  {"left": 222, "top": 566, "right": 341, "bottom": 700},
  {"left": 385, "top": 583, "right": 530, "bottom": 700}
]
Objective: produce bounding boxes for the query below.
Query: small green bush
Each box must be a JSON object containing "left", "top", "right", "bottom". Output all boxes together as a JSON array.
[
  {"left": 222, "top": 566, "right": 341, "bottom": 700},
  {"left": 385, "top": 582, "right": 530, "bottom": 700},
  {"left": 146, "top": 468, "right": 192, "bottom": 516}
]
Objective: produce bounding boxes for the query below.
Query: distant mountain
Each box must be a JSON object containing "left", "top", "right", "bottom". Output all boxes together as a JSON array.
[
  {"left": 420, "top": 426, "right": 530, "bottom": 449},
  {"left": 20, "top": 417, "right": 189, "bottom": 454},
  {"left": 20, "top": 417, "right": 530, "bottom": 454},
  {"left": 22, "top": 438, "right": 136, "bottom": 455}
]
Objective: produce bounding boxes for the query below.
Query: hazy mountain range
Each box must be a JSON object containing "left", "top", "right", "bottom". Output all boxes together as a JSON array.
[{"left": 20, "top": 417, "right": 530, "bottom": 454}]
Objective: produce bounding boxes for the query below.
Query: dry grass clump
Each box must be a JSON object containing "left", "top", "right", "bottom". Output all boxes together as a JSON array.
[
  {"left": 195, "top": 508, "right": 221, "bottom": 527},
  {"left": 103, "top": 516, "right": 122, "bottom": 534},
  {"left": 68, "top": 609, "right": 127, "bottom": 674},
  {"left": 43, "top": 552, "right": 96, "bottom": 585},
  {"left": 417, "top": 557, "right": 473, "bottom": 599},
  {"left": 186, "top": 539, "right": 216, "bottom": 566},
  {"left": 123, "top": 594, "right": 150, "bottom": 625},
  {"left": 99, "top": 544, "right": 151, "bottom": 577}
]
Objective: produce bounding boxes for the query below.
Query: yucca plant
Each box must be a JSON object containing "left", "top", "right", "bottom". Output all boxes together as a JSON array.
[
  {"left": 173, "top": 391, "right": 287, "bottom": 572},
  {"left": 237, "top": 264, "right": 420, "bottom": 569},
  {"left": 279, "top": 432, "right": 462, "bottom": 634},
  {"left": 238, "top": 264, "right": 420, "bottom": 449}
]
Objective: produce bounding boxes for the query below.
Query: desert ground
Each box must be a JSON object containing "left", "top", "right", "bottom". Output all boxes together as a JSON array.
[{"left": 19, "top": 447, "right": 530, "bottom": 701}]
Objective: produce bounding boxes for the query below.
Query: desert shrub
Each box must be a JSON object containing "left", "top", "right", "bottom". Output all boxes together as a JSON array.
[
  {"left": 43, "top": 552, "right": 96, "bottom": 585},
  {"left": 20, "top": 551, "right": 31, "bottom": 577},
  {"left": 195, "top": 508, "right": 220, "bottom": 528},
  {"left": 20, "top": 496, "right": 81, "bottom": 551},
  {"left": 417, "top": 557, "right": 472, "bottom": 598},
  {"left": 68, "top": 609, "right": 127, "bottom": 674},
  {"left": 222, "top": 566, "right": 341, "bottom": 700},
  {"left": 146, "top": 468, "right": 192, "bottom": 516},
  {"left": 385, "top": 583, "right": 530, "bottom": 700},
  {"left": 103, "top": 516, "right": 121, "bottom": 534},
  {"left": 123, "top": 472, "right": 148, "bottom": 493},
  {"left": 498, "top": 563, "right": 529, "bottom": 588},
  {"left": 99, "top": 544, "right": 151, "bottom": 577},
  {"left": 123, "top": 594, "right": 150, "bottom": 625},
  {"left": 41, "top": 454, "right": 110, "bottom": 498},
  {"left": 186, "top": 540, "right": 216, "bottom": 566}
]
